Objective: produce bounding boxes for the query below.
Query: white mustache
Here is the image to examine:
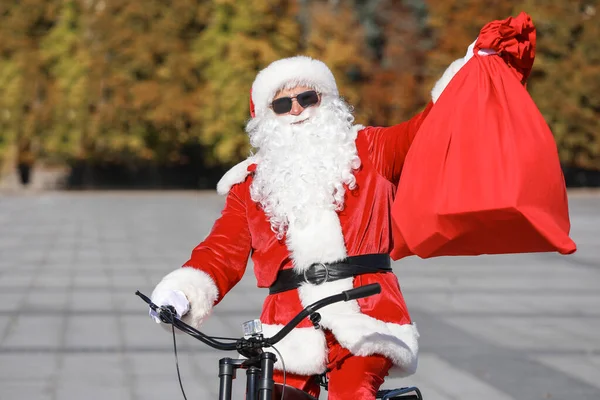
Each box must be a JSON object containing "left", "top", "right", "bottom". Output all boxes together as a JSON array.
[{"left": 277, "top": 106, "right": 319, "bottom": 125}]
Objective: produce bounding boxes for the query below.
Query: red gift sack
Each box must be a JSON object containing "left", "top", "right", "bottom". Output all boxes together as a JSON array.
[{"left": 391, "top": 12, "right": 577, "bottom": 260}]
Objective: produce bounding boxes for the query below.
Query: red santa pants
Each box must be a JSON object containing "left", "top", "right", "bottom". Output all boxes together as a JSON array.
[{"left": 273, "top": 329, "right": 393, "bottom": 400}]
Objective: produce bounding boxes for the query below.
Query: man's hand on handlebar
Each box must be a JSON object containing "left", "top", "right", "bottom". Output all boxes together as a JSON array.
[{"left": 149, "top": 289, "right": 190, "bottom": 323}]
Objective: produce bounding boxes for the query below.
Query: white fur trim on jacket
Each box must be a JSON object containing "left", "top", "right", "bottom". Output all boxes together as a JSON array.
[
  {"left": 298, "top": 278, "right": 420, "bottom": 376},
  {"left": 431, "top": 39, "right": 497, "bottom": 103},
  {"left": 152, "top": 267, "right": 219, "bottom": 329},
  {"left": 216, "top": 155, "right": 259, "bottom": 195},
  {"left": 259, "top": 323, "right": 329, "bottom": 375},
  {"left": 286, "top": 208, "right": 348, "bottom": 273},
  {"left": 283, "top": 200, "right": 420, "bottom": 376},
  {"left": 251, "top": 56, "right": 339, "bottom": 117}
]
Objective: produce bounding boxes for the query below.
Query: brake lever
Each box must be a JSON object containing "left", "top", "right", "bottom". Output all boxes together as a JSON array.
[
  {"left": 135, "top": 290, "right": 178, "bottom": 324},
  {"left": 135, "top": 290, "right": 157, "bottom": 310}
]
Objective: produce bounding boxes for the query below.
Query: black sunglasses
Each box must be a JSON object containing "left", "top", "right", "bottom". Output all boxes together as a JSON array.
[{"left": 270, "top": 90, "right": 320, "bottom": 115}]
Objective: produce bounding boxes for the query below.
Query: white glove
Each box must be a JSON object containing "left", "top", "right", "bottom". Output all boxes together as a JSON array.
[
  {"left": 464, "top": 38, "right": 497, "bottom": 63},
  {"left": 149, "top": 289, "right": 190, "bottom": 323},
  {"left": 431, "top": 38, "right": 497, "bottom": 103}
]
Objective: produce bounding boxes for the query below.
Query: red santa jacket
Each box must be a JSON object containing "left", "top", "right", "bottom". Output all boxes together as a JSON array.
[{"left": 153, "top": 102, "right": 433, "bottom": 376}]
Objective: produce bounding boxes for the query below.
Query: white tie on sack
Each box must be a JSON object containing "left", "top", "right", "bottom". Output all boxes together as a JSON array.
[{"left": 149, "top": 289, "right": 190, "bottom": 323}]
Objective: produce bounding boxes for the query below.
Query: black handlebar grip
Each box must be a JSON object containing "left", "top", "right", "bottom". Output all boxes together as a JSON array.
[{"left": 342, "top": 283, "right": 381, "bottom": 301}]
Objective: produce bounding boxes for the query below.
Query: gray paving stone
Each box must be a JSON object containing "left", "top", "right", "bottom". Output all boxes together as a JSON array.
[
  {"left": 109, "top": 274, "right": 148, "bottom": 289},
  {"left": 23, "top": 291, "right": 70, "bottom": 310},
  {"left": 120, "top": 315, "right": 176, "bottom": 349},
  {"left": 58, "top": 353, "right": 127, "bottom": 380},
  {"left": 44, "top": 255, "right": 77, "bottom": 265},
  {"left": 2, "top": 315, "right": 64, "bottom": 349},
  {"left": 64, "top": 315, "right": 121, "bottom": 349},
  {"left": 133, "top": 377, "right": 213, "bottom": 400},
  {"left": 72, "top": 273, "right": 111, "bottom": 287},
  {"left": 535, "top": 355, "right": 600, "bottom": 390},
  {"left": 0, "top": 354, "right": 59, "bottom": 380},
  {"left": 127, "top": 352, "right": 198, "bottom": 378},
  {"left": 441, "top": 315, "right": 600, "bottom": 352},
  {"left": 399, "top": 353, "right": 515, "bottom": 400},
  {"left": 0, "top": 274, "right": 35, "bottom": 288},
  {"left": 55, "top": 380, "right": 131, "bottom": 400},
  {"left": 0, "top": 316, "right": 12, "bottom": 334},
  {"left": 560, "top": 318, "right": 600, "bottom": 344},
  {"left": 113, "top": 290, "right": 157, "bottom": 313},
  {"left": 0, "top": 380, "right": 52, "bottom": 400},
  {"left": 69, "top": 290, "right": 113, "bottom": 311},
  {"left": 0, "top": 191, "right": 598, "bottom": 400}
]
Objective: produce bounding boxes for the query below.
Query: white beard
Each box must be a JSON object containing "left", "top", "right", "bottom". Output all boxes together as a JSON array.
[{"left": 246, "top": 96, "right": 361, "bottom": 241}]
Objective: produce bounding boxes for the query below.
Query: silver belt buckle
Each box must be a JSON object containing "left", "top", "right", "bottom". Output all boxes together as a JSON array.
[{"left": 303, "top": 262, "right": 329, "bottom": 285}]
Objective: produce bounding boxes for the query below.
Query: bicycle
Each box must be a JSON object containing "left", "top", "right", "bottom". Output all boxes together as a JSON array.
[{"left": 136, "top": 283, "right": 423, "bottom": 400}]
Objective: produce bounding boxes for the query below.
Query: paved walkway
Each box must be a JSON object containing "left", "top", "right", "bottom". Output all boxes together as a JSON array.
[{"left": 0, "top": 191, "right": 598, "bottom": 400}]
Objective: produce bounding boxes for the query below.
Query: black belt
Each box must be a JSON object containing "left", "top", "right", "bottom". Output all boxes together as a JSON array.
[{"left": 269, "top": 253, "right": 391, "bottom": 295}]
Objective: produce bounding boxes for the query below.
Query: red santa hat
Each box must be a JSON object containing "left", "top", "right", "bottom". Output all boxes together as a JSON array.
[{"left": 249, "top": 56, "right": 339, "bottom": 118}]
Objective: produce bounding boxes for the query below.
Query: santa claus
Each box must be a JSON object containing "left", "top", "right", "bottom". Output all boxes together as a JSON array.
[{"left": 150, "top": 44, "right": 491, "bottom": 399}]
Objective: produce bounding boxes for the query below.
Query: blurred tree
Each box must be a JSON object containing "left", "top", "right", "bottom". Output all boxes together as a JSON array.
[
  {"left": 84, "top": 0, "right": 210, "bottom": 167},
  {"left": 358, "top": 0, "right": 432, "bottom": 126},
  {"left": 423, "top": 0, "right": 515, "bottom": 91},
  {"left": 0, "top": 58, "right": 20, "bottom": 174},
  {"left": 0, "top": 0, "right": 58, "bottom": 182},
  {"left": 191, "top": 0, "right": 301, "bottom": 165},
  {"left": 40, "top": 0, "right": 92, "bottom": 164},
  {"left": 424, "top": 0, "right": 600, "bottom": 170},
  {"left": 516, "top": 1, "right": 600, "bottom": 169},
  {"left": 303, "top": 0, "right": 371, "bottom": 122}
]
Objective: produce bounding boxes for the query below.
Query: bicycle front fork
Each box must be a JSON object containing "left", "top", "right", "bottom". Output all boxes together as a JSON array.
[{"left": 218, "top": 352, "right": 277, "bottom": 400}]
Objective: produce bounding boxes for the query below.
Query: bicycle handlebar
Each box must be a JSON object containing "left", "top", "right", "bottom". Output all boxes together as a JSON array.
[
  {"left": 343, "top": 282, "right": 381, "bottom": 301},
  {"left": 135, "top": 282, "right": 381, "bottom": 353},
  {"left": 265, "top": 283, "right": 381, "bottom": 345}
]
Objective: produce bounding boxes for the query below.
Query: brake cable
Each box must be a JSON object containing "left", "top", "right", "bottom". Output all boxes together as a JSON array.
[
  {"left": 270, "top": 345, "right": 286, "bottom": 400},
  {"left": 171, "top": 323, "right": 189, "bottom": 400},
  {"left": 168, "top": 316, "right": 287, "bottom": 400}
]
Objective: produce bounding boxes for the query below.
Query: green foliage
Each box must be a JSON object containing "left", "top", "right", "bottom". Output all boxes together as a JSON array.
[
  {"left": 304, "top": 1, "right": 370, "bottom": 119},
  {"left": 354, "top": 0, "right": 433, "bottom": 125},
  {"left": 191, "top": 0, "right": 300, "bottom": 165},
  {"left": 422, "top": 1, "right": 515, "bottom": 93},
  {"left": 516, "top": 1, "right": 600, "bottom": 169},
  {"left": 80, "top": 0, "right": 209, "bottom": 165},
  {"left": 40, "top": 0, "right": 91, "bottom": 162},
  {"left": 0, "top": 60, "right": 21, "bottom": 169},
  {"left": 0, "top": 0, "right": 59, "bottom": 169}
]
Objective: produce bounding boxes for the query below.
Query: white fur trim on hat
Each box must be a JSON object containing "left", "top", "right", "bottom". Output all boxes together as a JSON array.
[
  {"left": 151, "top": 267, "right": 219, "bottom": 330},
  {"left": 251, "top": 56, "right": 339, "bottom": 117}
]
